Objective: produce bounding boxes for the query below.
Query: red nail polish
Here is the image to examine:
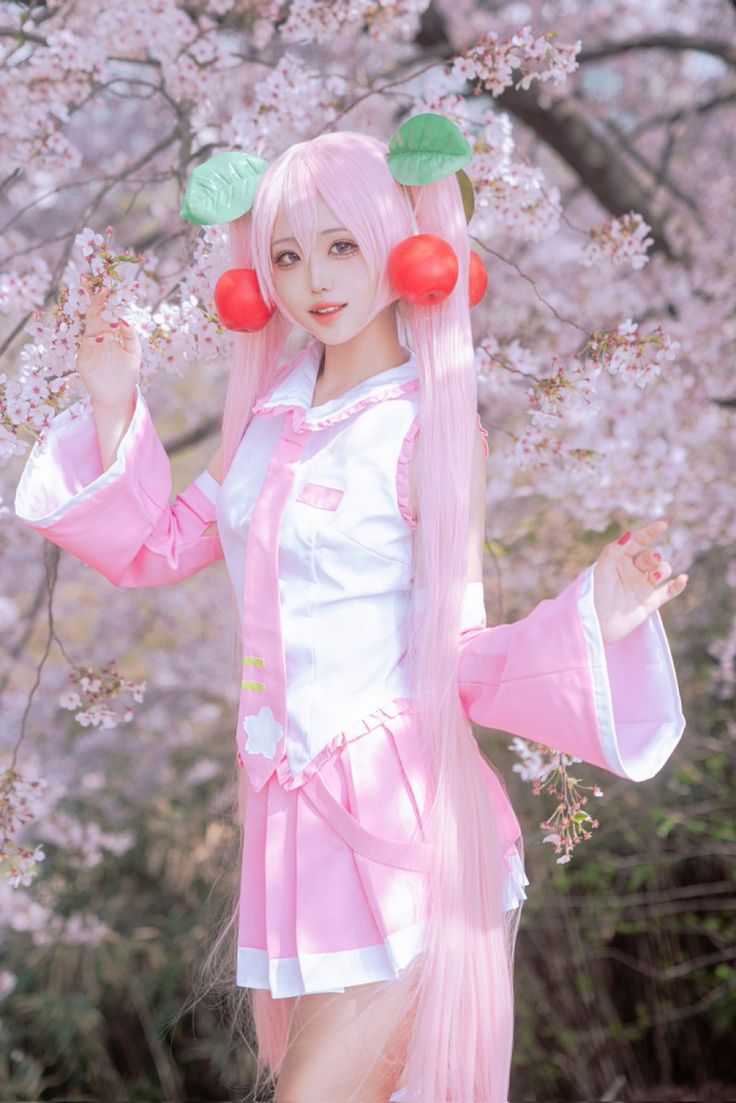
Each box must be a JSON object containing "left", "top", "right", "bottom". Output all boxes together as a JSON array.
[
  {"left": 110, "top": 321, "right": 118, "bottom": 328},
  {"left": 653, "top": 551, "right": 662, "bottom": 562},
  {"left": 618, "top": 531, "right": 632, "bottom": 546},
  {"left": 121, "top": 319, "right": 130, "bottom": 327},
  {"left": 652, "top": 570, "right": 661, "bottom": 582},
  {"left": 95, "top": 336, "right": 104, "bottom": 343}
]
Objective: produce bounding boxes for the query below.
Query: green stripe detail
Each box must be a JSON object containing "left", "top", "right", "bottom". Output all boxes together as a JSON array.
[
  {"left": 241, "top": 680, "right": 265, "bottom": 692},
  {"left": 243, "top": 656, "right": 265, "bottom": 667}
]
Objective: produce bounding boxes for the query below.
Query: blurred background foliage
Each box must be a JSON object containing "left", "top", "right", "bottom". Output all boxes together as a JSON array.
[{"left": 2, "top": 557, "right": 733, "bottom": 1101}]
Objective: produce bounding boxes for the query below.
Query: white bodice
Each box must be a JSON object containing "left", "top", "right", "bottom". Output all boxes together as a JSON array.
[{"left": 199, "top": 340, "right": 440, "bottom": 779}]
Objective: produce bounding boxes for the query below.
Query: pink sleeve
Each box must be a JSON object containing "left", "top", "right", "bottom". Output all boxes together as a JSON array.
[
  {"left": 457, "top": 562, "right": 686, "bottom": 781},
  {"left": 14, "top": 386, "right": 224, "bottom": 588},
  {"left": 397, "top": 411, "right": 488, "bottom": 527}
]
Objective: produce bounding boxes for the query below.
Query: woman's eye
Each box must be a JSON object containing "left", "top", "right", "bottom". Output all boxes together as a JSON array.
[{"left": 273, "top": 240, "right": 358, "bottom": 268}]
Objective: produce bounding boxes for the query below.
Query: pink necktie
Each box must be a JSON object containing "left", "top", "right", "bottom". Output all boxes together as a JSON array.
[{"left": 236, "top": 418, "right": 307, "bottom": 793}]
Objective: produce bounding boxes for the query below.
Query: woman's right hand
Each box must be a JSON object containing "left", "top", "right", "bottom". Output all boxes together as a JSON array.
[{"left": 76, "top": 276, "right": 142, "bottom": 410}]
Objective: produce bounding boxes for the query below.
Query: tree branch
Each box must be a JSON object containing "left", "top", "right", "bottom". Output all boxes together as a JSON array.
[
  {"left": 579, "top": 34, "right": 736, "bottom": 68},
  {"left": 628, "top": 91, "right": 736, "bottom": 138},
  {"left": 494, "top": 84, "right": 676, "bottom": 257}
]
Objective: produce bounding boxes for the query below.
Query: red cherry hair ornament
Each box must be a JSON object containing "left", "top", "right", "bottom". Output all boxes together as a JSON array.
[
  {"left": 214, "top": 268, "right": 276, "bottom": 332},
  {"left": 388, "top": 234, "right": 459, "bottom": 306},
  {"left": 469, "top": 251, "right": 488, "bottom": 308}
]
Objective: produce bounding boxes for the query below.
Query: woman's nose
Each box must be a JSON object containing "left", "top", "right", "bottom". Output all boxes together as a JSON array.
[{"left": 308, "top": 256, "right": 331, "bottom": 293}]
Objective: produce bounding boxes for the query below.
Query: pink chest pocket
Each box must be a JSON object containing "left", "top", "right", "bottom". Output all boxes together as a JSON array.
[{"left": 296, "top": 481, "right": 344, "bottom": 511}]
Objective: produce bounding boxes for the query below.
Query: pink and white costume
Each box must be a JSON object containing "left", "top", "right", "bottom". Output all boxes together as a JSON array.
[{"left": 14, "top": 337, "right": 686, "bottom": 1005}]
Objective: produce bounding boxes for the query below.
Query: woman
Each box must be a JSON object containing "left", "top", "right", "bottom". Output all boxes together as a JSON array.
[{"left": 15, "top": 126, "right": 687, "bottom": 1102}]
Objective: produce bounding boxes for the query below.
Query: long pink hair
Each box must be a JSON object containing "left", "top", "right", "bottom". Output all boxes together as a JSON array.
[{"left": 192, "top": 130, "right": 521, "bottom": 1103}]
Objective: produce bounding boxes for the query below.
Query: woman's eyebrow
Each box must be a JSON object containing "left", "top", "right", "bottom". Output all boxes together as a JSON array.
[{"left": 272, "top": 227, "right": 349, "bottom": 247}]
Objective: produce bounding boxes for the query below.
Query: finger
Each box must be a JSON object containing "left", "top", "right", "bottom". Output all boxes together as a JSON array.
[
  {"left": 82, "top": 294, "right": 118, "bottom": 341},
  {"left": 632, "top": 546, "right": 664, "bottom": 572},
  {"left": 81, "top": 273, "right": 103, "bottom": 295},
  {"left": 649, "top": 571, "right": 689, "bottom": 611},
  {"left": 117, "top": 321, "right": 142, "bottom": 353},
  {"left": 617, "top": 518, "right": 668, "bottom": 559},
  {"left": 88, "top": 290, "right": 110, "bottom": 314},
  {"left": 648, "top": 560, "right": 672, "bottom": 586}
]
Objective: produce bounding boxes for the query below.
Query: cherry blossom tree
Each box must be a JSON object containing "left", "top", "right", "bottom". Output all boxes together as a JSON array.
[{"left": 1, "top": 1, "right": 733, "bottom": 1098}]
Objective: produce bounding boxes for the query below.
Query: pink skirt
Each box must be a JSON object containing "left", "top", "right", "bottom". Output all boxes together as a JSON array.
[{"left": 235, "top": 701, "right": 529, "bottom": 999}]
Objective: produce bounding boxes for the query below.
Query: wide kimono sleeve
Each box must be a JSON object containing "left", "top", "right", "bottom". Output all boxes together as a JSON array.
[
  {"left": 457, "top": 564, "right": 686, "bottom": 781},
  {"left": 14, "top": 384, "right": 224, "bottom": 588}
]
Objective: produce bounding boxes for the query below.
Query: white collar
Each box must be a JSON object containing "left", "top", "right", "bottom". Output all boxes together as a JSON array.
[{"left": 253, "top": 340, "right": 420, "bottom": 430}]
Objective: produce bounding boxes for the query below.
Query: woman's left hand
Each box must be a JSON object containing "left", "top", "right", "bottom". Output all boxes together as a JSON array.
[{"left": 593, "top": 519, "right": 689, "bottom": 646}]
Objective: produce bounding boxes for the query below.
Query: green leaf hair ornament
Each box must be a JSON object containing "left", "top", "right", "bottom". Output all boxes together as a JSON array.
[
  {"left": 180, "top": 151, "right": 270, "bottom": 226},
  {"left": 386, "top": 112, "right": 473, "bottom": 186},
  {"left": 386, "top": 112, "right": 476, "bottom": 224}
]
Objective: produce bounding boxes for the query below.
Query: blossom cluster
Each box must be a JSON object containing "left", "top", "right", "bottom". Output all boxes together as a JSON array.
[
  {"left": 449, "top": 25, "right": 581, "bottom": 96},
  {"left": 583, "top": 213, "right": 655, "bottom": 271},
  {"left": 35, "top": 810, "right": 134, "bottom": 872},
  {"left": 0, "top": 224, "right": 230, "bottom": 458},
  {"left": 526, "top": 356, "right": 598, "bottom": 431},
  {"left": 0, "top": 256, "right": 54, "bottom": 316},
  {"left": 0, "top": 769, "right": 47, "bottom": 888},
  {"left": 279, "top": 0, "right": 430, "bottom": 45},
  {"left": 508, "top": 737, "right": 603, "bottom": 863},
  {"left": 410, "top": 96, "right": 562, "bottom": 241},
  {"left": 0, "top": 16, "right": 108, "bottom": 176},
  {"left": 0, "top": 2, "right": 234, "bottom": 174},
  {"left": 0, "top": 227, "right": 143, "bottom": 457},
  {"left": 58, "top": 661, "right": 147, "bottom": 730},
  {"left": 582, "top": 320, "right": 680, "bottom": 389},
  {"left": 475, "top": 336, "right": 602, "bottom": 473},
  {"left": 226, "top": 53, "right": 348, "bottom": 147},
  {"left": 471, "top": 112, "right": 563, "bottom": 241},
  {"left": 1, "top": 878, "right": 111, "bottom": 945}
]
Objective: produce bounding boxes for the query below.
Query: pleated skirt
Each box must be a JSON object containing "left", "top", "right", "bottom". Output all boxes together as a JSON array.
[{"left": 235, "top": 702, "right": 530, "bottom": 999}]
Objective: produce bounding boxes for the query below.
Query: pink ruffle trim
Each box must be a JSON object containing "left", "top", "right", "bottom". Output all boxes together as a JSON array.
[
  {"left": 254, "top": 378, "right": 420, "bottom": 432},
  {"left": 476, "top": 411, "right": 489, "bottom": 458},
  {"left": 396, "top": 414, "right": 420, "bottom": 529},
  {"left": 396, "top": 411, "right": 490, "bottom": 528},
  {"left": 275, "top": 696, "right": 415, "bottom": 791}
]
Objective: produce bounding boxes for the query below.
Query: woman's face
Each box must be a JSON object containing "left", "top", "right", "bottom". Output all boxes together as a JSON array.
[{"left": 269, "top": 194, "right": 378, "bottom": 343}]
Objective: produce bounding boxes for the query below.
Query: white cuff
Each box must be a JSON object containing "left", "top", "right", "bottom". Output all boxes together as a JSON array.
[
  {"left": 577, "top": 560, "right": 686, "bottom": 781},
  {"left": 193, "top": 467, "right": 221, "bottom": 505},
  {"left": 15, "top": 386, "right": 146, "bottom": 527}
]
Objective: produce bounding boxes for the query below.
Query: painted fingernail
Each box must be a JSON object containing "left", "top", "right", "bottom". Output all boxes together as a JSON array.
[
  {"left": 618, "top": 531, "right": 632, "bottom": 546},
  {"left": 95, "top": 336, "right": 104, "bottom": 343},
  {"left": 653, "top": 551, "right": 662, "bottom": 562},
  {"left": 110, "top": 321, "right": 118, "bottom": 328},
  {"left": 652, "top": 570, "right": 661, "bottom": 581},
  {"left": 121, "top": 319, "right": 130, "bottom": 327}
]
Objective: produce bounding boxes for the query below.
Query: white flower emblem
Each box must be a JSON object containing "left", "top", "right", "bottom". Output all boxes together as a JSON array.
[{"left": 242, "top": 704, "right": 283, "bottom": 759}]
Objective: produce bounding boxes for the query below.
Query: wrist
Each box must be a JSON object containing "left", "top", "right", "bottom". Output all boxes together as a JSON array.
[
  {"left": 92, "top": 392, "right": 137, "bottom": 472},
  {"left": 91, "top": 388, "right": 137, "bottom": 417}
]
